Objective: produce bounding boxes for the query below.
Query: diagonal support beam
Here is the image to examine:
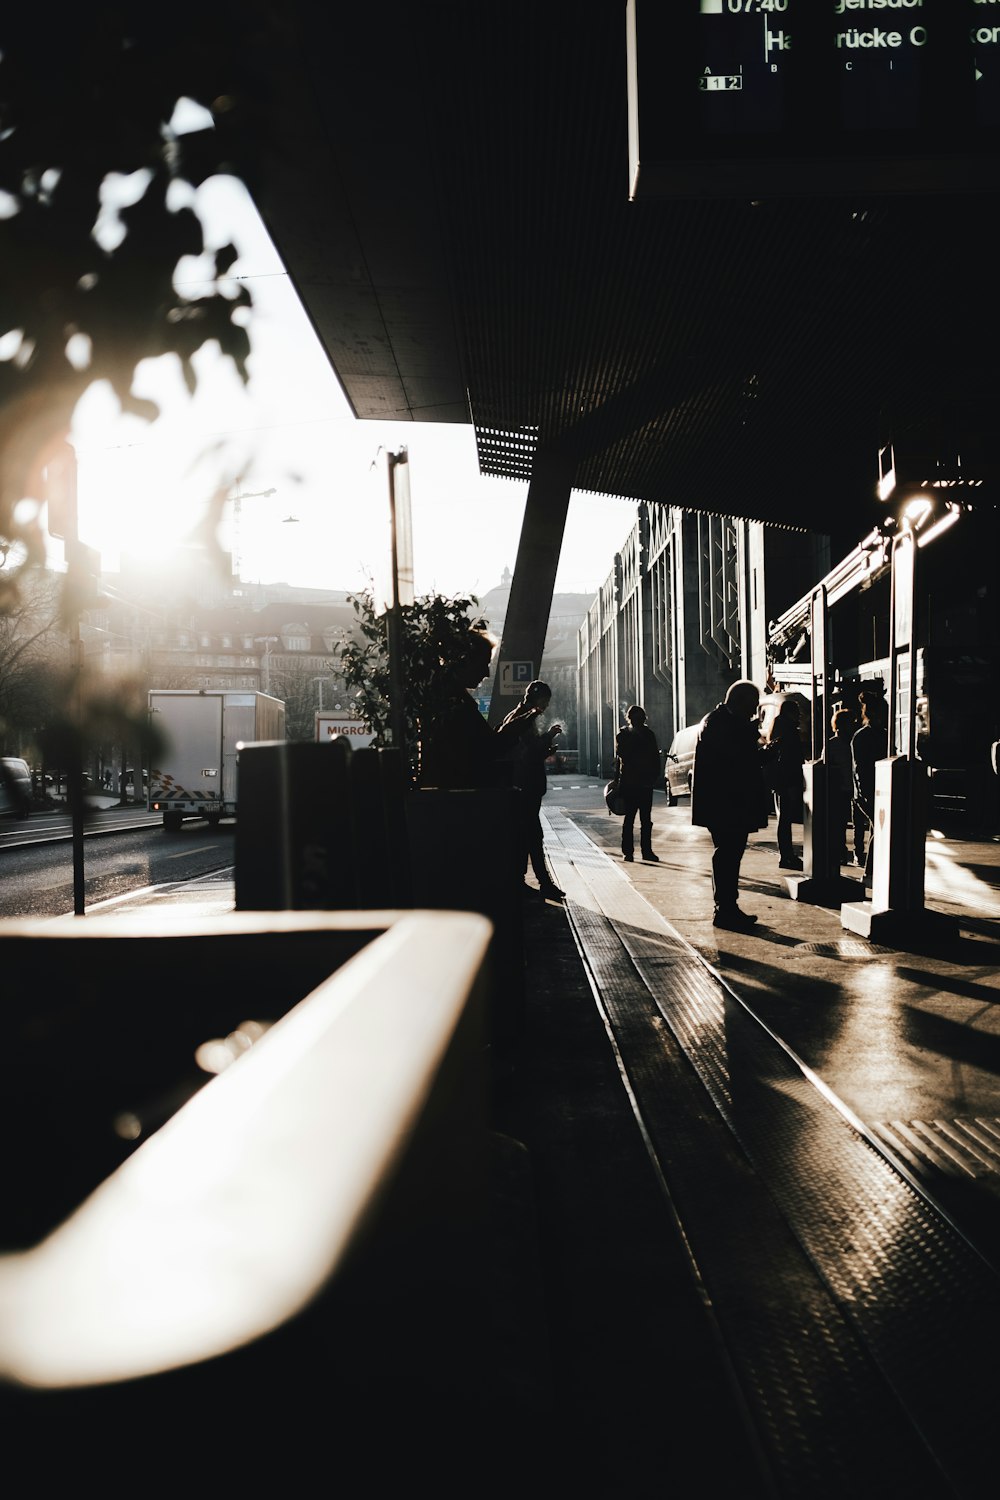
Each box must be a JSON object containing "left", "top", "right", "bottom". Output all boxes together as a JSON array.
[{"left": 487, "top": 448, "right": 574, "bottom": 726}]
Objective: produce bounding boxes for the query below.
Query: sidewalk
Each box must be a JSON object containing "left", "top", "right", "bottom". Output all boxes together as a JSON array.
[
  {"left": 40, "top": 791, "right": 148, "bottom": 813},
  {"left": 552, "top": 783, "right": 1000, "bottom": 1129},
  {"left": 527, "top": 779, "right": 1000, "bottom": 1494},
  {"left": 85, "top": 772, "right": 1000, "bottom": 1131}
]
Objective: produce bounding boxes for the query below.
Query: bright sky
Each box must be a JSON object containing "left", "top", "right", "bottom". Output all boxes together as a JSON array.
[{"left": 69, "top": 154, "right": 638, "bottom": 603}]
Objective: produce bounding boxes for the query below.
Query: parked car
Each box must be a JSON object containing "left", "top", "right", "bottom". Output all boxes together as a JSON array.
[
  {"left": 0, "top": 756, "right": 32, "bottom": 818},
  {"left": 664, "top": 723, "right": 702, "bottom": 805},
  {"left": 758, "top": 691, "right": 811, "bottom": 749}
]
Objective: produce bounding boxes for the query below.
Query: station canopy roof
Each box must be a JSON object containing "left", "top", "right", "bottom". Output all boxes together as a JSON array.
[{"left": 250, "top": 1, "right": 1000, "bottom": 548}]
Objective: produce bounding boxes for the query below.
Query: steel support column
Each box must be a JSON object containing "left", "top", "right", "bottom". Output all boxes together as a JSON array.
[{"left": 488, "top": 449, "right": 573, "bottom": 726}]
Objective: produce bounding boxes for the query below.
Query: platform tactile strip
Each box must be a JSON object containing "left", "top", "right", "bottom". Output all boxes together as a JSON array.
[
  {"left": 792, "top": 940, "right": 897, "bottom": 957},
  {"left": 871, "top": 1117, "right": 1000, "bottom": 1178},
  {"left": 542, "top": 807, "right": 1000, "bottom": 1499}
]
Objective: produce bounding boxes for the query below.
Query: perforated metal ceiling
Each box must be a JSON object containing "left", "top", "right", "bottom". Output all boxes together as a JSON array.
[{"left": 252, "top": 2, "right": 1000, "bottom": 550}]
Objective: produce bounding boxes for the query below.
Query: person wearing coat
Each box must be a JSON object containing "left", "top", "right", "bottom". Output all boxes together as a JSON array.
[
  {"left": 851, "top": 693, "right": 888, "bottom": 892},
  {"left": 691, "top": 679, "right": 769, "bottom": 931},
  {"left": 826, "top": 707, "right": 857, "bottom": 866},
  {"left": 614, "top": 704, "right": 662, "bottom": 862},
  {"left": 418, "top": 624, "right": 520, "bottom": 790},
  {"left": 762, "top": 697, "right": 806, "bottom": 871},
  {"left": 499, "top": 680, "right": 565, "bottom": 900}
]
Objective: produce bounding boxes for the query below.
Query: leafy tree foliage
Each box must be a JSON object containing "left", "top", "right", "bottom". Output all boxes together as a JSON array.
[
  {"left": 0, "top": 9, "right": 278, "bottom": 774},
  {"left": 0, "top": 8, "right": 275, "bottom": 600},
  {"left": 335, "top": 590, "right": 486, "bottom": 783}
]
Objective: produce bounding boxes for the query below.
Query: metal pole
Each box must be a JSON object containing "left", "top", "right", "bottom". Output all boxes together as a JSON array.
[
  {"left": 888, "top": 530, "right": 917, "bottom": 760},
  {"left": 901, "top": 530, "right": 920, "bottom": 909},
  {"left": 810, "top": 585, "right": 828, "bottom": 761},
  {"left": 69, "top": 622, "right": 85, "bottom": 915},
  {"left": 385, "top": 450, "right": 410, "bottom": 754},
  {"left": 231, "top": 486, "right": 276, "bottom": 580},
  {"left": 887, "top": 526, "right": 921, "bottom": 910},
  {"left": 60, "top": 476, "right": 86, "bottom": 916}
]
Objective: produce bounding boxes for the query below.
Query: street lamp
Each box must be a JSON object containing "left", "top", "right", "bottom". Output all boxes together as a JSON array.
[
  {"left": 231, "top": 487, "right": 277, "bottom": 579},
  {"left": 311, "top": 676, "right": 330, "bottom": 711}
]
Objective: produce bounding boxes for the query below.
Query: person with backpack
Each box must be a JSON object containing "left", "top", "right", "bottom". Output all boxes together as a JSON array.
[{"left": 614, "top": 704, "right": 662, "bottom": 864}]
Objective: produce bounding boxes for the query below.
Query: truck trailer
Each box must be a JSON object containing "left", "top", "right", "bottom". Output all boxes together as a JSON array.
[{"left": 148, "top": 690, "right": 286, "bottom": 830}]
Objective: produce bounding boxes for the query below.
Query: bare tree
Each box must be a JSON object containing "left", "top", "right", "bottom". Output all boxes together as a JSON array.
[
  {"left": 0, "top": 569, "right": 67, "bottom": 753},
  {"left": 270, "top": 658, "right": 349, "bottom": 743}
]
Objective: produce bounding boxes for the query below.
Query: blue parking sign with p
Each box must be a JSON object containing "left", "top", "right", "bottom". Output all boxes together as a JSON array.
[{"left": 500, "top": 660, "right": 534, "bottom": 696}]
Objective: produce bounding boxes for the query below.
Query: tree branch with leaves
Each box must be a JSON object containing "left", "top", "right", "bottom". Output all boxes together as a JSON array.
[
  {"left": 335, "top": 589, "right": 487, "bottom": 784},
  {"left": 0, "top": 8, "right": 282, "bottom": 777},
  {"left": 0, "top": 8, "right": 278, "bottom": 596}
]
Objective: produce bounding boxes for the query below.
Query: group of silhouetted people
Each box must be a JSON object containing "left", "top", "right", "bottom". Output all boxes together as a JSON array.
[
  {"left": 416, "top": 619, "right": 901, "bottom": 925},
  {"left": 688, "top": 678, "right": 890, "bottom": 929},
  {"left": 417, "top": 619, "right": 670, "bottom": 899}
]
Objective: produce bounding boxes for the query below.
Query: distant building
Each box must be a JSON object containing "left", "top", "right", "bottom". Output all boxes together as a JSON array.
[
  {"left": 83, "top": 553, "right": 358, "bottom": 743},
  {"left": 78, "top": 554, "right": 598, "bottom": 764}
]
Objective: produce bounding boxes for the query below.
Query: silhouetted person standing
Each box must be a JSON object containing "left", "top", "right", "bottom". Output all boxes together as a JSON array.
[
  {"left": 852, "top": 693, "right": 888, "bottom": 892},
  {"left": 827, "top": 708, "right": 856, "bottom": 866},
  {"left": 691, "top": 679, "right": 769, "bottom": 931},
  {"left": 418, "top": 624, "right": 519, "bottom": 789},
  {"left": 762, "top": 697, "right": 805, "bottom": 871},
  {"left": 614, "top": 704, "right": 661, "bottom": 863},
  {"left": 500, "top": 679, "right": 564, "bottom": 900}
]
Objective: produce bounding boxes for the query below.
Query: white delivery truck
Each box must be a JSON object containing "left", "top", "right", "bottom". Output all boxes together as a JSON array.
[{"left": 148, "top": 689, "right": 285, "bottom": 830}]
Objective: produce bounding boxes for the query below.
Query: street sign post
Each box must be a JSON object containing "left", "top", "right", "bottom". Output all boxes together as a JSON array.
[
  {"left": 316, "top": 714, "right": 376, "bottom": 748},
  {"left": 498, "top": 661, "right": 534, "bottom": 697}
]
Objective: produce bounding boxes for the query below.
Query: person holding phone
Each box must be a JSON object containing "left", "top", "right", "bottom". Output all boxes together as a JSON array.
[{"left": 500, "top": 680, "right": 565, "bottom": 900}]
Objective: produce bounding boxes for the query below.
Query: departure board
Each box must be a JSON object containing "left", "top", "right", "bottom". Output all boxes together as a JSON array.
[{"left": 627, "top": 0, "right": 1000, "bottom": 197}]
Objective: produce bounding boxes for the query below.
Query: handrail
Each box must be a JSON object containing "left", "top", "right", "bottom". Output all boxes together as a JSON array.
[{"left": 0, "top": 909, "right": 492, "bottom": 1389}]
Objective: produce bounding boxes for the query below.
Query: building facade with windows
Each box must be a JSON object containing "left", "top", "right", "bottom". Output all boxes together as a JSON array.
[{"left": 577, "top": 504, "right": 829, "bottom": 778}]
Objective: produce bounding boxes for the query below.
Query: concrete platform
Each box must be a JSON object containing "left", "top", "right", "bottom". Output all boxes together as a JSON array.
[
  {"left": 545, "top": 780, "right": 1000, "bottom": 1135},
  {"left": 531, "top": 780, "right": 1000, "bottom": 1495},
  {"left": 61, "top": 777, "right": 1000, "bottom": 1494}
]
